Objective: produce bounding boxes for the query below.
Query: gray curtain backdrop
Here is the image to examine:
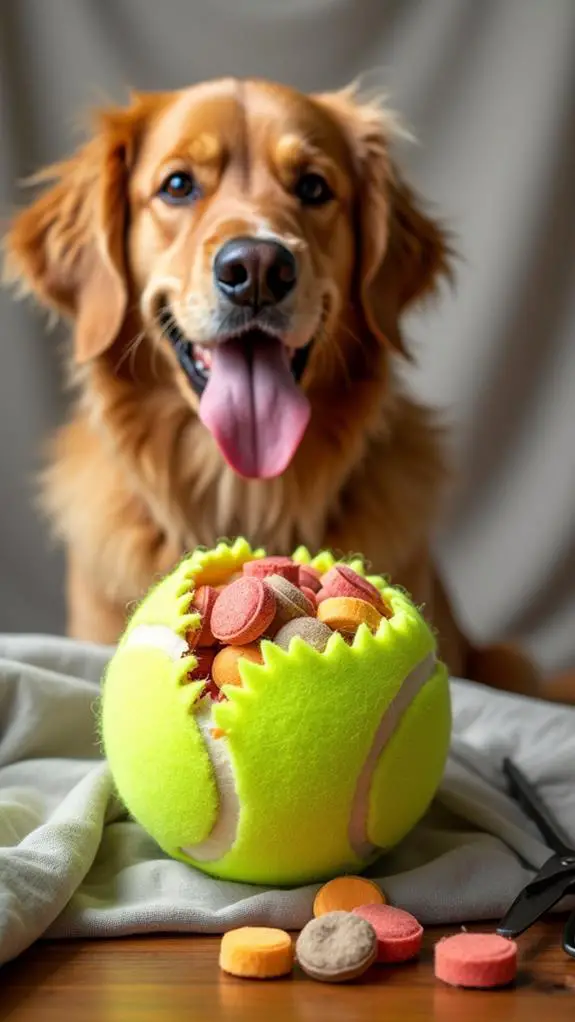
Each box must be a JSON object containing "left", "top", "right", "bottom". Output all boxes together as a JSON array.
[{"left": 0, "top": 0, "right": 573, "bottom": 675}]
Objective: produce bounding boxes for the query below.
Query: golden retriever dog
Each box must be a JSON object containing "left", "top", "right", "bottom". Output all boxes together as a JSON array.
[{"left": 5, "top": 78, "right": 541, "bottom": 696}]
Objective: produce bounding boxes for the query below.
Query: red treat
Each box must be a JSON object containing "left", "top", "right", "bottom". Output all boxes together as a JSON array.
[
  {"left": 352, "top": 905, "right": 423, "bottom": 963},
  {"left": 189, "top": 585, "right": 219, "bottom": 646},
  {"left": 211, "top": 577, "right": 276, "bottom": 644},
  {"left": 298, "top": 565, "right": 322, "bottom": 593},
  {"left": 318, "top": 565, "right": 386, "bottom": 612},
  {"left": 243, "top": 556, "right": 299, "bottom": 584},
  {"left": 187, "top": 648, "right": 217, "bottom": 682},
  {"left": 434, "top": 933, "right": 518, "bottom": 989},
  {"left": 300, "top": 586, "right": 318, "bottom": 608},
  {"left": 201, "top": 677, "right": 221, "bottom": 700}
]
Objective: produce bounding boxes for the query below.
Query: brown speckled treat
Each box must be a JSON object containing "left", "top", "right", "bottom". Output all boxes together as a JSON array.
[
  {"left": 296, "top": 911, "right": 377, "bottom": 983},
  {"left": 273, "top": 616, "right": 333, "bottom": 653},
  {"left": 265, "top": 574, "right": 315, "bottom": 631}
]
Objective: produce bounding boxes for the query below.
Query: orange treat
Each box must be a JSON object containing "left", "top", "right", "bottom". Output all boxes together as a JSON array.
[
  {"left": 219, "top": 927, "right": 293, "bottom": 979},
  {"left": 313, "top": 876, "right": 386, "bottom": 917},
  {"left": 211, "top": 577, "right": 276, "bottom": 644},
  {"left": 317, "top": 596, "right": 382, "bottom": 635},
  {"left": 318, "top": 565, "right": 387, "bottom": 613},
  {"left": 265, "top": 574, "right": 314, "bottom": 632},
  {"left": 212, "top": 644, "right": 264, "bottom": 688},
  {"left": 188, "top": 585, "right": 219, "bottom": 647},
  {"left": 298, "top": 564, "right": 322, "bottom": 592},
  {"left": 314, "top": 596, "right": 381, "bottom": 633}
]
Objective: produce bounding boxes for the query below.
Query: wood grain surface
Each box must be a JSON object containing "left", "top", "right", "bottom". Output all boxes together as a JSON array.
[{"left": 1, "top": 919, "right": 573, "bottom": 1022}]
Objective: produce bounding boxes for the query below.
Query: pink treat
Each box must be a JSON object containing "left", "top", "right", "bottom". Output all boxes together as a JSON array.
[
  {"left": 298, "top": 565, "right": 322, "bottom": 592},
  {"left": 243, "top": 556, "right": 299, "bottom": 584},
  {"left": 300, "top": 586, "right": 318, "bottom": 608},
  {"left": 352, "top": 905, "right": 423, "bottom": 964},
  {"left": 434, "top": 933, "right": 518, "bottom": 989},
  {"left": 211, "top": 577, "right": 276, "bottom": 644},
  {"left": 318, "top": 565, "right": 387, "bottom": 613},
  {"left": 189, "top": 586, "right": 219, "bottom": 646}
]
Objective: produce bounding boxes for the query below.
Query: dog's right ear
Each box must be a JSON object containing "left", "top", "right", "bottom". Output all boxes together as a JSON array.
[{"left": 4, "top": 103, "right": 144, "bottom": 363}]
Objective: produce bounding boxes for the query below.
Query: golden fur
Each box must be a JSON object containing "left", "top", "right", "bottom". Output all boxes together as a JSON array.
[{"left": 5, "top": 79, "right": 543, "bottom": 696}]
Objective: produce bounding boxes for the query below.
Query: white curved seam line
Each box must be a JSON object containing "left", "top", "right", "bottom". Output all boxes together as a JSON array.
[
  {"left": 348, "top": 652, "right": 437, "bottom": 860},
  {"left": 123, "top": 623, "right": 189, "bottom": 660},
  {"left": 181, "top": 709, "right": 241, "bottom": 862},
  {"left": 121, "top": 622, "right": 240, "bottom": 863}
]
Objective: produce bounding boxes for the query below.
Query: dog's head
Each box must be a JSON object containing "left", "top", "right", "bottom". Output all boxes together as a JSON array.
[{"left": 5, "top": 79, "right": 450, "bottom": 480}]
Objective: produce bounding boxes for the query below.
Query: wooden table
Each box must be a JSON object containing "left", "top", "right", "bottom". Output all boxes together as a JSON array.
[{"left": 1, "top": 920, "right": 573, "bottom": 1022}]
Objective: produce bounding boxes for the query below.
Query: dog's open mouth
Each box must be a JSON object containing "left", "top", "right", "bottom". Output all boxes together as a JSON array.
[
  {"left": 158, "top": 305, "right": 313, "bottom": 480},
  {"left": 158, "top": 306, "right": 313, "bottom": 397}
]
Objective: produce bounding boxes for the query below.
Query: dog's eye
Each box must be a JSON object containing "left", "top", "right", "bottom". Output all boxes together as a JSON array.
[
  {"left": 295, "top": 172, "right": 333, "bottom": 207},
  {"left": 158, "top": 171, "right": 200, "bottom": 205}
]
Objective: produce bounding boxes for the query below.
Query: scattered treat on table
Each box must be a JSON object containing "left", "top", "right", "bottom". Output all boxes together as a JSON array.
[
  {"left": 298, "top": 564, "right": 322, "bottom": 592},
  {"left": 313, "top": 876, "right": 386, "bottom": 917},
  {"left": 318, "top": 565, "right": 387, "bottom": 613},
  {"left": 352, "top": 904, "right": 423, "bottom": 963},
  {"left": 211, "top": 577, "right": 277, "bottom": 645},
  {"left": 296, "top": 911, "right": 377, "bottom": 983},
  {"left": 243, "top": 556, "right": 300, "bottom": 584},
  {"left": 212, "top": 644, "right": 264, "bottom": 688},
  {"left": 273, "top": 616, "right": 334, "bottom": 653},
  {"left": 434, "top": 933, "right": 518, "bottom": 989},
  {"left": 317, "top": 597, "right": 382, "bottom": 635},
  {"left": 219, "top": 926, "right": 293, "bottom": 979},
  {"left": 265, "top": 574, "right": 315, "bottom": 630},
  {"left": 188, "top": 585, "right": 219, "bottom": 646}
]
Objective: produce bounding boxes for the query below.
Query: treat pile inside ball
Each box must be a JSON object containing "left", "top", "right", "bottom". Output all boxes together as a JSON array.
[{"left": 185, "top": 555, "right": 392, "bottom": 700}]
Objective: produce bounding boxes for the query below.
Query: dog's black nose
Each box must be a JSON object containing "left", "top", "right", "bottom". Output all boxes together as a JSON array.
[{"left": 214, "top": 237, "right": 297, "bottom": 307}]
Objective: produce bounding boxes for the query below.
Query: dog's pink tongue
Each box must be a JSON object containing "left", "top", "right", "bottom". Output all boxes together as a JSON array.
[{"left": 199, "top": 335, "right": 310, "bottom": 479}]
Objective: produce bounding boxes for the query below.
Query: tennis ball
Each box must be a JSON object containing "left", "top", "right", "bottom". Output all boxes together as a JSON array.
[{"left": 101, "top": 538, "right": 451, "bottom": 886}]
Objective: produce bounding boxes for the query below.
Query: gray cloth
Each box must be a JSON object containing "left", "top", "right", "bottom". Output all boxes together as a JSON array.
[
  {"left": 0, "top": 0, "right": 574, "bottom": 675},
  {"left": 1, "top": 634, "right": 574, "bottom": 967}
]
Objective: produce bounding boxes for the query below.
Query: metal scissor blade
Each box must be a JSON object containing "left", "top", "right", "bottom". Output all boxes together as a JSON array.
[{"left": 497, "top": 875, "right": 575, "bottom": 939}]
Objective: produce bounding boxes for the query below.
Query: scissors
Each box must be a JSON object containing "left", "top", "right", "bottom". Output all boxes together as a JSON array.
[{"left": 497, "top": 757, "right": 575, "bottom": 958}]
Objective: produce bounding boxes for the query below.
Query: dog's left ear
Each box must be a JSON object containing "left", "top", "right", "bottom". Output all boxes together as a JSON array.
[
  {"left": 4, "top": 100, "right": 149, "bottom": 364},
  {"left": 314, "top": 87, "right": 453, "bottom": 356}
]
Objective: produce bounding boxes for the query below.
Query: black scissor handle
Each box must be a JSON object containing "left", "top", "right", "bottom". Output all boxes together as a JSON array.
[{"left": 563, "top": 910, "right": 575, "bottom": 959}]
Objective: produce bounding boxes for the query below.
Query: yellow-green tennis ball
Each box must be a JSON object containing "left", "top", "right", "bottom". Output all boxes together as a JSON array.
[{"left": 101, "top": 539, "right": 451, "bottom": 886}]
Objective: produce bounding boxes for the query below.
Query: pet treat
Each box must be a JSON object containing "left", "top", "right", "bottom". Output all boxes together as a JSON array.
[
  {"left": 434, "top": 933, "right": 518, "bottom": 989},
  {"left": 243, "top": 556, "right": 299, "bottom": 584},
  {"left": 220, "top": 927, "right": 293, "bottom": 979},
  {"left": 352, "top": 904, "right": 423, "bottom": 963},
  {"left": 296, "top": 911, "right": 377, "bottom": 983},
  {"left": 265, "top": 573, "right": 314, "bottom": 630},
  {"left": 313, "top": 876, "right": 386, "bottom": 917},
  {"left": 211, "top": 577, "right": 276, "bottom": 644},
  {"left": 318, "top": 565, "right": 386, "bottom": 611},
  {"left": 188, "top": 585, "right": 219, "bottom": 646},
  {"left": 317, "top": 597, "right": 382, "bottom": 634},
  {"left": 212, "top": 644, "right": 264, "bottom": 688},
  {"left": 273, "top": 616, "right": 333, "bottom": 653},
  {"left": 298, "top": 564, "right": 322, "bottom": 592}
]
